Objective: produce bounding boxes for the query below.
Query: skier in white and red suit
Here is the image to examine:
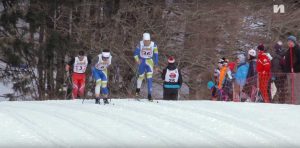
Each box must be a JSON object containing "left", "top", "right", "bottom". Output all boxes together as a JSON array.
[
  {"left": 66, "top": 51, "right": 91, "bottom": 99},
  {"left": 161, "top": 56, "right": 183, "bottom": 100}
]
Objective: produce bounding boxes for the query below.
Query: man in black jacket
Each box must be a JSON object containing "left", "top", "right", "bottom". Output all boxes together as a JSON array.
[
  {"left": 161, "top": 56, "right": 183, "bottom": 100},
  {"left": 271, "top": 41, "right": 287, "bottom": 103},
  {"left": 284, "top": 35, "right": 300, "bottom": 104}
]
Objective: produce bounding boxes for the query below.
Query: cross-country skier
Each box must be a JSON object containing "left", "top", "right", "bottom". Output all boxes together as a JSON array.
[
  {"left": 161, "top": 56, "right": 182, "bottom": 100},
  {"left": 134, "top": 33, "right": 159, "bottom": 101},
  {"left": 92, "top": 49, "right": 112, "bottom": 104},
  {"left": 65, "top": 51, "right": 91, "bottom": 99}
]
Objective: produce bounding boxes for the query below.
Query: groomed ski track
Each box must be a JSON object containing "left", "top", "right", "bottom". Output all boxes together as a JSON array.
[{"left": 0, "top": 99, "right": 300, "bottom": 148}]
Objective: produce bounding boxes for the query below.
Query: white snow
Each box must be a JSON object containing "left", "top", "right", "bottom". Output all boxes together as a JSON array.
[
  {"left": 0, "top": 82, "right": 13, "bottom": 101},
  {"left": 249, "top": 22, "right": 264, "bottom": 29},
  {"left": 0, "top": 99, "right": 300, "bottom": 148}
]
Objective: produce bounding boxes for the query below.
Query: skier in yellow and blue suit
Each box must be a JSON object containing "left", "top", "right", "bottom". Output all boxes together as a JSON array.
[
  {"left": 92, "top": 49, "right": 112, "bottom": 104},
  {"left": 134, "top": 33, "right": 159, "bottom": 101}
]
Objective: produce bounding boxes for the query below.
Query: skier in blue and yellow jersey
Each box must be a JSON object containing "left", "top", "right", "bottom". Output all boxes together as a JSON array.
[
  {"left": 134, "top": 33, "right": 159, "bottom": 101},
  {"left": 92, "top": 49, "right": 112, "bottom": 104}
]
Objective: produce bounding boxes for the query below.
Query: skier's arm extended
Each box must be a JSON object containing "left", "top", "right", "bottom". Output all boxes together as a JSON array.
[
  {"left": 153, "top": 44, "right": 158, "bottom": 66},
  {"left": 108, "top": 55, "right": 112, "bottom": 66},
  {"left": 65, "top": 57, "right": 75, "bottom": 72},
  {"left": 91, "top": 56, "right": 99, "bottom": 68},
  {"left": 87, "top": 55, "right": 92, "bottom": 65},
  {"left": 134, "top": 46, "right": 140, "bottom": 64}
]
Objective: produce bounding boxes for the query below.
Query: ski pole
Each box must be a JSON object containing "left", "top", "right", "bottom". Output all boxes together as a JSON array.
[
  {"left": 63, "top": 72, "right": 71, "bottom": 100},
  {"left": 82, "top": 78, "right": 94, "bottom": 104}
]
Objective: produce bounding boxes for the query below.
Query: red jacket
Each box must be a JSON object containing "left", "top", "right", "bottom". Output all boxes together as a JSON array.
[{"left": 257, "top": 51, "right": 271, "bottom": 73}]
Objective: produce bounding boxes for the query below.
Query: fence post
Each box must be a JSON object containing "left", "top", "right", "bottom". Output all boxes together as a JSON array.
[
  {"left": 289, "top": 47, "right": 295, "bottom": 104},
  {"left": 291, "top": 73, "right": 295, "bottom": 104}
]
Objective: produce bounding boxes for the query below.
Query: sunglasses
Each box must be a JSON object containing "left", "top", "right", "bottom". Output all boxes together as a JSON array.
[{"left": 102, "top": 56, "right": 109, "bottom": 60}]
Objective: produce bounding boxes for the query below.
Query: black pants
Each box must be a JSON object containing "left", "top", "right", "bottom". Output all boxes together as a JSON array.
[
  {"left": 273, "top": 75, "right": 287, "bottom": 103},
  {"left": 163, "top": 88, "right": 179, "bottom": 100}
]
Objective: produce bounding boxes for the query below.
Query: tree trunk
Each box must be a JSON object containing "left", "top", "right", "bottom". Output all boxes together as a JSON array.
[
  {"left": 37, "top": 25, "right": 45, "bottom": 100},
  {"left": 69, "top": 8, "right": 73, "bottom": 36}
]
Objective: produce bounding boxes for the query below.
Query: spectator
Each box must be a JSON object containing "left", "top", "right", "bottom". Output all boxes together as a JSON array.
[
  {"left": 284, "top": 36, "right": 300, "bottom": 104},
  {"left": 271, "top": 41, "right": 287, "bottom": 103},
  {"left": 244, "top": 49, "right": 257, "bottom": 102},
  {"left": 161, "top": 56, "right": 183, "bottom": 100},
  {"left": 208, "top": 81, "right": 218, "bottom": 101},
  {"left": 219, "top": 57, "right": 233, "bottom": 101},
  {"left": 233, "top": 54, "right": 249, "bottom": 102},
  {"left": 257, "top": 44, "right": 271, "bottom": 103},
  {"left": 247, "top": 49, "right": 257, "bottom": 79},
  {"left": 284, "top": 36, "right": 300, "bottom": 73}
]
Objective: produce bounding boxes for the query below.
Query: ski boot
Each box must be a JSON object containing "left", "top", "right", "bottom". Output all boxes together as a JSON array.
[
  {"left": 103, "top": 98, "right": 109, "bottom": 104},
  {"left": 135, "top": 88, "right": 140, "bottom": 97},
  {"left": 135, "top": 88, "right": 141, "bottom": 101},
  {"left": 148, "top": 94, "right": 153, "bottom": 102},
  {"left": 95, "top": 97, "right": 100, "bottom": 104}
]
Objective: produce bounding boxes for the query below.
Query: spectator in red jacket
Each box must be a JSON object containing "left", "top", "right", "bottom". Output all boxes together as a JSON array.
[{"left": 256, "top": 44, "right": 271, "bottom": 103}]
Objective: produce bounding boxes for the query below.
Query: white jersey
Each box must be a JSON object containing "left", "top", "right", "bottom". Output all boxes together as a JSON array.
[
  {"left": 165, "top": 69, "right": 179, "bottom": 83},
  {"left": 95, "top": 54, "right": 112, "bottom": 71},
  {"left": 73, "top": 56, "right": 88, "bottom": 73},
  {"left": 139, "top": 41, "right": 155, "bottom": 59}
]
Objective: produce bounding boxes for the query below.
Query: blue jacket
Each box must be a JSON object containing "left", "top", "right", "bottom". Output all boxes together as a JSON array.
[{"left": 235, "top": 62, "right": 249, "bottom": 86}]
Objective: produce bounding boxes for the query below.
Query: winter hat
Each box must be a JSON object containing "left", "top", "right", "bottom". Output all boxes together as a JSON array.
[
  {"left": 248, "top": 49, "right": 256, "bottom": 57},
  {"left": 218, "top": 58, "right": 224, "bottom": 64},
  {"left": 78, "top": 51, "right": 85, "bottom": 56},
  {"left": 168, "top": 56, "right": 175, "bottom": 63},
  {"left": 143, "top": 33, "right": 151, "bottom": 40},
  {"left": 287, "top": 35, "right": 297, "bottom": 43},
  {"left": 221, "top": 57, "right": 229, "bottom": 64},
  {"left": 237, "top": 54, "right": 246, "bottom": 63},
  {"left": 274, "top": 41, "right": 283, "bottom": 51},
  {"left": 257, "top": 44, "right": 265, "bottom": 51},
  {"left": 102, "top": 49, "right": 110, "bottom": 58}
]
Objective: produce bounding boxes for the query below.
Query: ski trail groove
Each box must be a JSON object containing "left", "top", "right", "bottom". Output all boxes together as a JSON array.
[
  {"left": 6, "top": 103, "right": 122, "bottom": 147},
  {"left": 31, "top": 101, "right": 174, "bottom": 147},
  {"left": 117, "top": 101, "right": 235, "bottom": 148},
  {"left": 1, "top": 105, "right": 66, "bottom": 148},
  {"left": 162, "top": 102, "right": 297, "bottom": 147}
]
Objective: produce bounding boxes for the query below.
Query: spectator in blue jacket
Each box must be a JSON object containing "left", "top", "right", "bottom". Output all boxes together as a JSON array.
[{"left": 233, "top": 53, "right": 249, "bottom": 102}]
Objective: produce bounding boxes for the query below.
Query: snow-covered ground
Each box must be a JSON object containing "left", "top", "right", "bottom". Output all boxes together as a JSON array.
[{"left": 0, "top": 99, "right": 300, "bottom": 148}]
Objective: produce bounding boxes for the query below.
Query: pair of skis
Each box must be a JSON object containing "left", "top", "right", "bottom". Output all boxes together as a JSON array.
[
  {"left": 96, "top": 99, "right": 115, "bottom": 105},
  {"left": 135, "top": 97, "right": 159, "bottom": 103}
]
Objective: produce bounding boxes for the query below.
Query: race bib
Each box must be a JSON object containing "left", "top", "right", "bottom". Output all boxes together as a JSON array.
[
  {"left": 73, "top": 57, "right": 88, "bottom": 73},
  {"left": 165, "top": 69, "right": 179, "bottom": 83},
  {"left": 95, "top": 63, "right": 108, "bottom": 70},
  {"left": 74, "top": 64, "right": 87, "bottom": 73},
  {"left": 140, "top": 47, "right": 153, "bottom": 58},
  {"left": 167, "top": 73, "right": 177, "bottom": 82}
]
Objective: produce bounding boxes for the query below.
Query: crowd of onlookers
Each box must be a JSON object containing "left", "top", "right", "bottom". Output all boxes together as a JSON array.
[{"left": 208, "top": 35, "right": 300, "bottom": 104}]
